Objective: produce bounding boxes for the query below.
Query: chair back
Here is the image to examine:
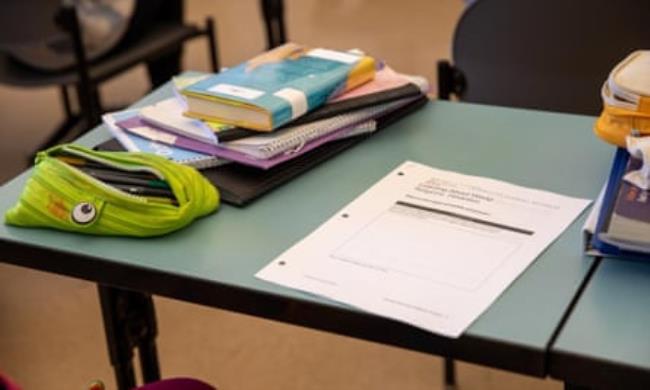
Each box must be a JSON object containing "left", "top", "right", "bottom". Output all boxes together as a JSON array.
[
  {"left": 451, "top": 0, "right": 650, "bottom": 115},
  {"left": 0, "top": 0, "right": 63, "bottom": 47},
  {"left": 0, "top": 0, "right": 61, "bottom": 49}
]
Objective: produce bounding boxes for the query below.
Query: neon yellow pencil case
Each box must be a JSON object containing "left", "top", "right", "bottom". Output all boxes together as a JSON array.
[{"left": 5, "top": 144, "right": 219, "bottom": 237}]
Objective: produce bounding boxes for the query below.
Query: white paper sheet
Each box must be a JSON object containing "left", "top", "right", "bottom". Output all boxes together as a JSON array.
[{"left": 256, "top": 161, "right": 591, "bottom": 338}]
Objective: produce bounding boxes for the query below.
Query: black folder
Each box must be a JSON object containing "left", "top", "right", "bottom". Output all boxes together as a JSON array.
[{"left": 97, "top": 96, "right": 428, "bottom": 206}]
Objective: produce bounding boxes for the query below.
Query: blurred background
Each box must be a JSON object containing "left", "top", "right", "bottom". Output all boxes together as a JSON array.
[
  {"left": 0, "top": 0, "right": 463, "bottom": 184},
  {"left": 0, "top": 1, "right": 563, "bottom": 389}
]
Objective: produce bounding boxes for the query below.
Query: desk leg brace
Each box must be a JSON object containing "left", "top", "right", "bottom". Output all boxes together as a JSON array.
[{"left": 98, "top": 285, "right": 161, "bottom": 390}]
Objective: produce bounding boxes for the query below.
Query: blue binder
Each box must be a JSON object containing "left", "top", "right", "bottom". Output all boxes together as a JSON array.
[{"left": 590, "top": 147, "right": 650, "bottom": 260}]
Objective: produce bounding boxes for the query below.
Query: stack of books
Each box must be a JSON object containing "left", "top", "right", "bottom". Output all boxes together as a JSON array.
[
  {"left": 103, "top": 43, "right": 429, "bottom": 171},
  {"left": 584, "top": 147, "right": 650, "bottom": 260}
]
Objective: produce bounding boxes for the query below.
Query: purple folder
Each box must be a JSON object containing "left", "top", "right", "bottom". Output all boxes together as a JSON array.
[
  {"left": 118, "top": 115, "right": 366, "bottom": 170},
  {"left": 210, "top": 124, "right": 356, "bottom": 169},
  {"left": 206, "top": 96, "right": 419, "bottom": 170},
  {"left": 116, "top": 115, "right": 352, "bottom": 169}
]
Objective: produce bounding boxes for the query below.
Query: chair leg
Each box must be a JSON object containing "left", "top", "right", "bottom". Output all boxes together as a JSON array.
[
  {"left": 275, "top": 0, "right": 287, "bottom": 44},
  {"left": 137, "top": 293, "right": 161, "bottom": 383},
  {"left": 437, "top": 60, "right": 466, "bottom": 101},
  {"left": 98, "top": 285, "right": 137, "bottom": 390},
  {"left": 91, "top": 86, "right": 102, "bottom": 124},
  {"left": 261, "top": 0, "right": 287, "bottom": 49},
  {"left": 205, "top": 17, "right": 220, "bottom": 72},
  {"left": 59, "top": 4, "right": 101, "bottom": 129},
  {"left": 60, "top": 85, "right": 73, "bottom": 118},
  {"left": 437, "top": 60, "right": 454, "bottom": 100},
  {"left": 444, "top": 357, "right": 456, "bottom": 389},
  {"left": 139, "top": 338, "right": 161, "bottom": 384},
  {"left": 74, "top": 83, "right": 102, "bottom": 131}
]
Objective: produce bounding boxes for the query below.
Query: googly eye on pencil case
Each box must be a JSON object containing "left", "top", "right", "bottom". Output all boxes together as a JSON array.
[{"left": 4, "top": 144, "right": 219, "bottom": 237}]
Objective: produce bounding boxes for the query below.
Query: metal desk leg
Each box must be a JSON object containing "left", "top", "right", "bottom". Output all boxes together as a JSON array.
[
  {"left": 444, "top": 357, "right": 456, "bottom": 389},
  {"left": 98, "top": 285, "right": 160, "bottom": 390},
  {"left": 564, "top": 384, "right": 591, "bottom": 390}
]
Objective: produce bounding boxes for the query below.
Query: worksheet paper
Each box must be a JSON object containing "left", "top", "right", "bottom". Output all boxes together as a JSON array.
[{"left": 256, "top": 161, "right": 591, "bottom": 337}]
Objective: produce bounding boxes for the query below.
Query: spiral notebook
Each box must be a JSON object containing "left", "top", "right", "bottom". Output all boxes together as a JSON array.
[
  {"left": 102, "top": 111, "right": 227, "bottom": 169},
  {"left": 213, "top": 97, "right": 417, "bottom": 169}
]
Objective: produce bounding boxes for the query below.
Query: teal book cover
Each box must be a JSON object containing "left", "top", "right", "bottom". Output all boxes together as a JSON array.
[{"left": 182, "top": 43, "right": 375, "bottom": 130}]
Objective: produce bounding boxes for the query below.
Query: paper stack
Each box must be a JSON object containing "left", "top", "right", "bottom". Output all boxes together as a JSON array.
[{"left": 103, "top": 42, "right": 429, "bottom": 170}]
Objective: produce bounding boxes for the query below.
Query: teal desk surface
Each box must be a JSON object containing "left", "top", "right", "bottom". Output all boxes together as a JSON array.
[
  {"left": 550, "top": 257, "right": 650, "bottom": 389},
  {"left": 0, "top": 86, "right": 613, "bottom": 377}
]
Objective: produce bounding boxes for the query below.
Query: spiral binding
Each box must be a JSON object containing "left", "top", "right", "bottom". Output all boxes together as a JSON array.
[{"left": 228, "top": 99, "right": 407, "bottom": 159}]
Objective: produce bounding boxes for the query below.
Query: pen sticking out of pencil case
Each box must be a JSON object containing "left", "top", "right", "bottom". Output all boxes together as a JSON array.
[
  {"left": 595, "top": 50, "right": 650, "bottom": 146},
  {"left": 4, "top": 144, "right": 220, "bottom": 237}
]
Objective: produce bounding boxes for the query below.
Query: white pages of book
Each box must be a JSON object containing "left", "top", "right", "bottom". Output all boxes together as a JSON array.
[{"left": 257, "top": 161, "right": 591, "bottom": 338}]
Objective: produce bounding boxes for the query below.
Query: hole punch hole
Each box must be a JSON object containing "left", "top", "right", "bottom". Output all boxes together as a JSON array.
[
  {"left": 342, "top": 213, "right": 349, "bottom": 218},
  {"left": 278, "top": 261, "right": 286, "bottom": 266},
  {"left": 397, "top": 172, "right": 405, "bottom": 176}
]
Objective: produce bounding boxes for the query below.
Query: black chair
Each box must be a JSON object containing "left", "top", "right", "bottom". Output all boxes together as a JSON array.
[
  {"left": 438, "top": 0, "right": 650, "bottom": 116},
  {"left": 0, "top": 1, "right": 219, "bottom": 155},
  {"left": 437, "top": 1, "right": 650, "bottom": 388}
]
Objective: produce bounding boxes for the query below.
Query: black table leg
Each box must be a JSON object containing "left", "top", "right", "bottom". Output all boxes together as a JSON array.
[
  {"left": 98, "top": 285, "right": 160, "bottom": 390},
  {"left": 139, "top": 339, "right": 161, "bottom": 383},
  {"left": 565, "top": 383, "right": 591, "bottom": 390},
  {"left": 444, "top": 357, "right": 456, "bottom": 389}
]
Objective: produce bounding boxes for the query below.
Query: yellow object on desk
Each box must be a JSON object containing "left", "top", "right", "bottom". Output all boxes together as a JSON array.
[
  {"left": 5, "top": 144, "right": 219, "bottom": 237},
  {"left": 595, "top": 50, "right": 650, "bottom": 146}
]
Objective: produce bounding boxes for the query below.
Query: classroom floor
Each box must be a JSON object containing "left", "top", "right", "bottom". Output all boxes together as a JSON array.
[{"left": 0, "top": 1, "right": 563, "bottom": 389}]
